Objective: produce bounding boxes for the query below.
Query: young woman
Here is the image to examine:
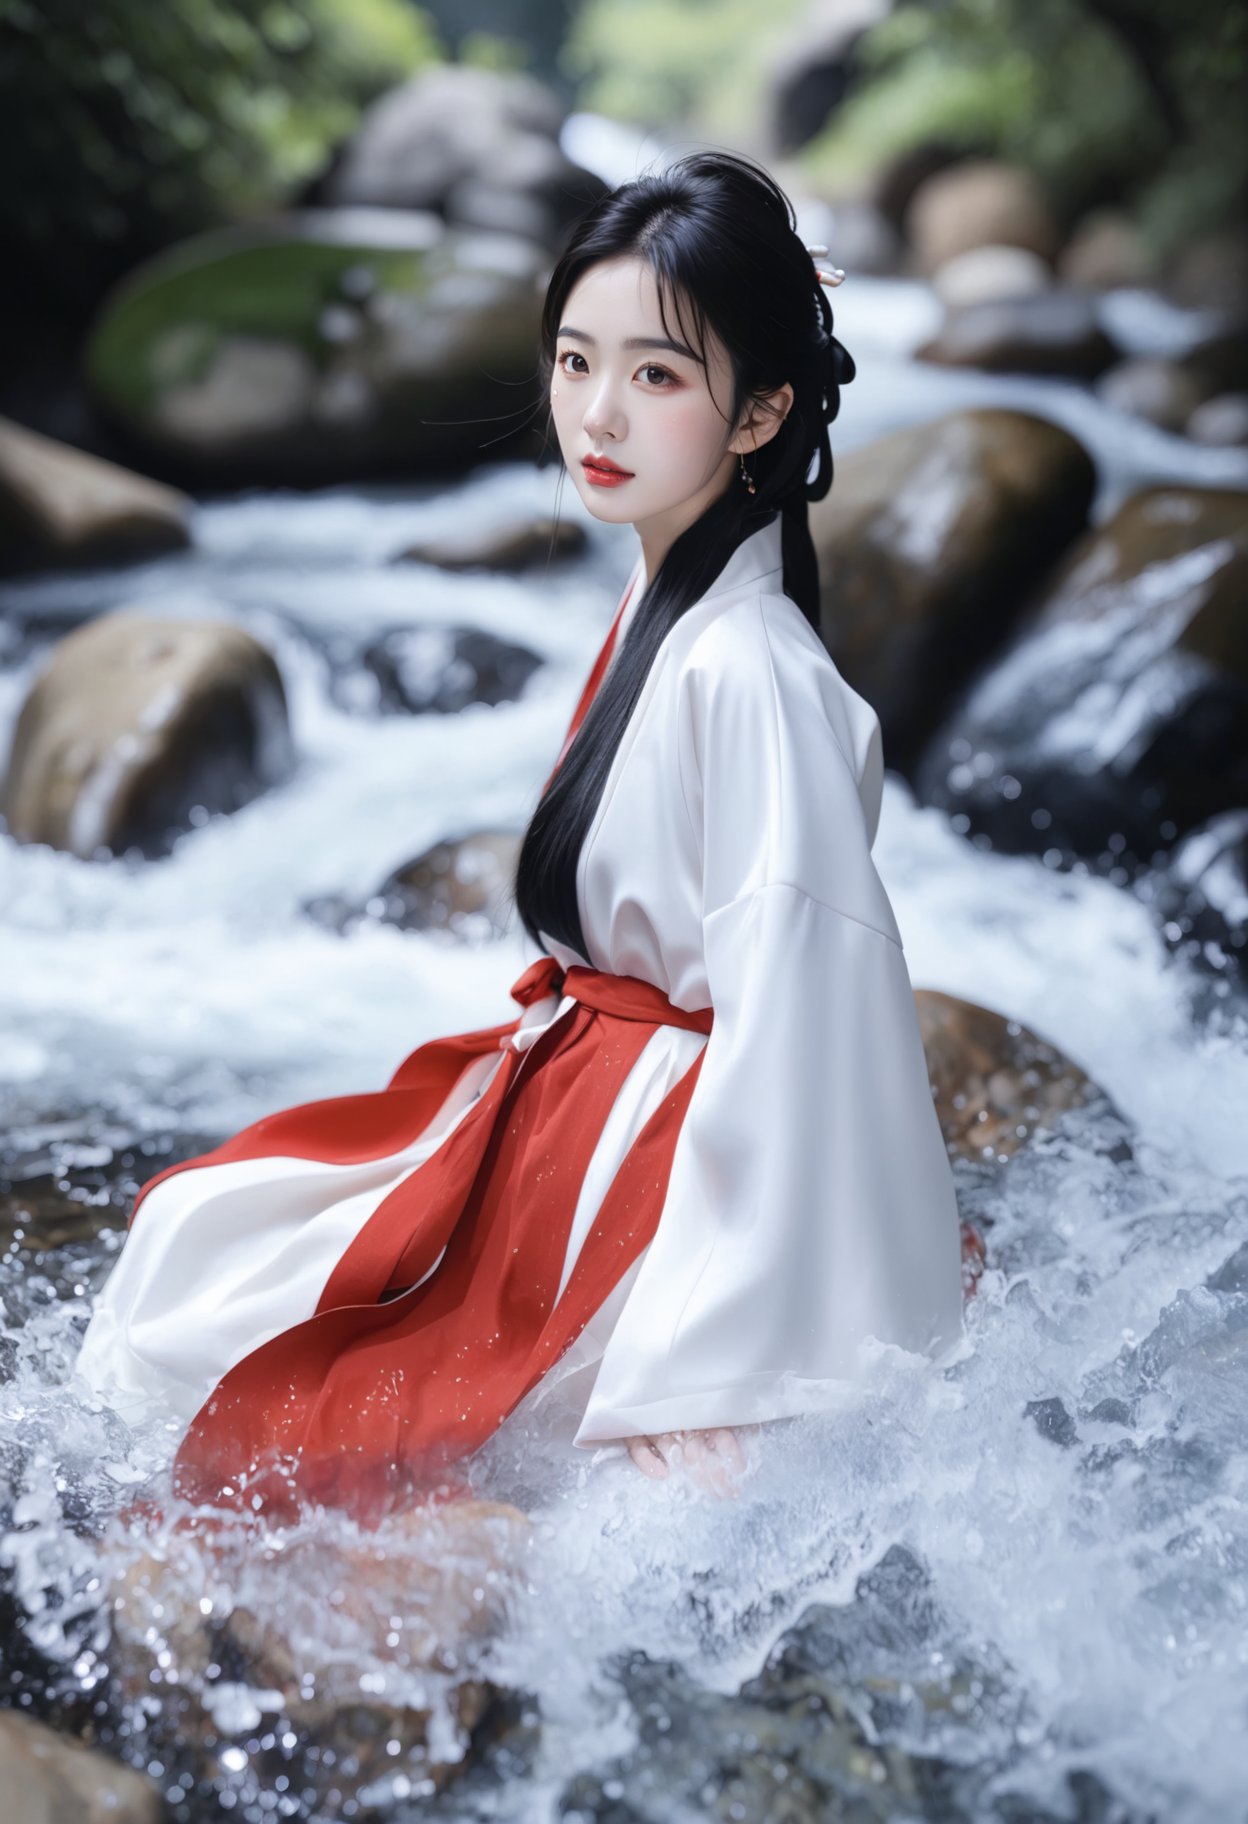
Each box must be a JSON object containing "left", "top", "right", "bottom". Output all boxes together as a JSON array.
[{"left": 74, "top": 150, "right": 970, "bottom": 1527}]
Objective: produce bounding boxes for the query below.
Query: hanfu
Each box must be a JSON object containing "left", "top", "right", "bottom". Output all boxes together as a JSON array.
[{"left": 74, "top": 514, "right": 967, "bottom": 1524}]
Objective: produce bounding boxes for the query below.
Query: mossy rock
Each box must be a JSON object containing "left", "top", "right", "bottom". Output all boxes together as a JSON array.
[{"left": 85, "top": 209, "right": 546, "bottom": 484}]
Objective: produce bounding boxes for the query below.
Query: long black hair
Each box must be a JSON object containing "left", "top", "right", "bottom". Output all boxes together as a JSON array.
[{"left": 513, "top": 148, "right": 855, "bottom": 962}]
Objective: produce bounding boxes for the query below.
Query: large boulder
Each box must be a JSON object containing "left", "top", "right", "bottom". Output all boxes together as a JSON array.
[
  {"left": 320, "top": 64, "right": 606, "bottom": 251},
  {"left": 916, "top": 289, "right": 1121, "bottom": 380},
  {"left": 304, "top": 829, "right": 522, "bottom": 940},
  {"left": 1164, "top": 228, "right": 1248, "bottom": 318},
  {"left": 85, "top": 210, "right": 547, "bottom": 484},
  {"left": 1097, "top": 328, "right": 1248, "bottom": 435},
  {"left": 561, "top": 1546, "right": 1013, "bottom": 1824},
  {"left": 0, "top": 414, "right": 190, "bottom": 574},
  {"left": 1, "top": 610, "right": 292, "bottom": 858},
  {"left": 905, "top": 160, "right": 1062, "bottom": 272},
  {"left": 335, "top": 625, "right": 542, "bottom": 718},
  {"left": 764, "top": 0, "right": 892, "bottom": 155},
  {"left": 914, "top": 485, "right": 1248, "bottom": 869},
  {"left": 1057, "top": 208, "right": 1159, "bottom": 291},
  {"left": 1096, "top": 356, "right": 1211, "bottom": 433},
  {"left": 917, "top": 990, "right": 1106, "bottom": 1162},
  {"left": 808, "top": 408, "right": 1096, "bottom": 767},
  {"left": 394, "top": 513, "right": 588, "bottom": 571},
  {"left": 108, "top": 1496, "right": 531, "bottom": 1801},
  {"left": 0, "top": 1711, "right": 161, "bottom": 1823},
  {"left": 1176, "top": 328, "right": 1248, "bottom": 407}
]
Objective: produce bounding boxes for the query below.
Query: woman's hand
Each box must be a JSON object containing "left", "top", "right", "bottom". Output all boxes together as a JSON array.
[{"left": 625, "top": 1426, "right": 747, "bottom": 1496}]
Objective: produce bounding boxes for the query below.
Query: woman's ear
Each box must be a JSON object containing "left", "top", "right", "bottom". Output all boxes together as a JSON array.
[{"left": 732, "top": 382, "right": 795, "bottom": 455}]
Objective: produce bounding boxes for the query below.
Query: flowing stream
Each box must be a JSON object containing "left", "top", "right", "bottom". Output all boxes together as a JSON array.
[{"left": 1, "top": 268, "right": 1246, "bottom": 1821}]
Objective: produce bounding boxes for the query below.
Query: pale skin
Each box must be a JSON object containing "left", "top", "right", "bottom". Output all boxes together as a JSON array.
[
  {"left": 548, "top": 255, "right": 794, "bottom": 1492},
  {"left": 548, "top": 254, "right": 794, "bottom": 592}
]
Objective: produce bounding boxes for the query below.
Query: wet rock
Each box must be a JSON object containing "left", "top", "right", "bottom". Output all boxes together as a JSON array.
[
  {"left": 1083, "top": 1397, "right": 1135, "bottom": 1427},
  {"left": 304, "top": 830, "right": 521, "bottom": 939},
  {"left": 1164, "top": 228, "right": 1248, "bottom": 318},
  {"left": 765, "top": 0, "right": 891, "bottom": 156},
  {"left": 1096, "top": 355, "right": 1208, "bottom": 433},
  {"left": 448, "top": 141, "right": 603, "bottom": 249},
  {"left": 1025, "top": 1396, "right": 1080, "bottom": 1449},
  {"left": 915, "top": 990, "right": 1101, "bottom": 1162},
  {"left": 321, "top": 65, "right": 607, "bottom": 254},
  {"left": 108, "top": 1497, "right": 531, "bottom": 1801},
  {"left": 1175, "top": 326, "right": 1248, "bottom": 404},
  {"left": 1151, "top": 808, "right": 1248, "bottom": 961},
  {"left": 1, "top": 610, "right": 292, "bottom": 859},
  {"left": 808, "top": 408, "right": 1095, "bottom": 766},
  {"left": 1082, "top": 1267, "right": 1248, "bottom": 1460},
  {"left": 0, "top": 415, "right": 190, "bottom": 576},
  {"left": 1098, "top": 330, "right": 1248, "bottom": 435},
  {"left": 562, "top": 1545, "right": 1018, "bottom": 1824},
  {"left": 0, "top": 1128, "right": 209, "bottom": 1249},
  {"left": 0, "top": 1709, "right": 162, "bottom": 1822},
  {"left": 86, "top": 211, "right": 546, "bottom": 485},
  {"left": 1187, "top": 392, "right": 1248, "bottom": 447},
  {"left": 560, "top": 1648, "right": 932, "bottom": 1823},
  {"left": 334, "top": 624, "right": 542, "bottom": 717},
  {"left": 1057, "top": 209, "right": 1159, "bottom": 291},
  {"left": 932, "top": 244, "right": 1053, "bottom": 309},
  {"left": 1, "top": 1174, "right": 125, "bottom": 1256},
  {"left": 1206, "top": 1238, "right": 1248, "bottom": 1297},
  {"left": 395, "top": 514, "right": 588, "bottom": 571},
  {"left": 914, "top": 484, "right": 1248, "bottom": 869},
  {"left": 873, "top": 143, "right": 967, "bottom": 240},
  {"left": 905, "top": 160, "right": 1062, "bottom": 271},
  {"left": 916, "top": 289, "right": 1121, "bottom": 380},
  {"left": 382, "top": 831, "right": 521, "bottom": 933},
  {"left": 0, "top": 1129, "right": 214, "bottom": 1322},
  {"left": 156, "top": 338, "right": 317, "bottom": 450}
]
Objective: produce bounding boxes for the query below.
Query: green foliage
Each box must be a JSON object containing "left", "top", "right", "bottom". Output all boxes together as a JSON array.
[
  {"left": 459, "top": 30, "right": 534, "bottom": 74},
  {"left": 796, "top": 0, "right": 1247, "bottom": 254},
  {"left": 561, "top": 0, "right": 809, "bottom": 138},
  {"left": 0, "top": 0, "right": 443, "bottom": 308}
]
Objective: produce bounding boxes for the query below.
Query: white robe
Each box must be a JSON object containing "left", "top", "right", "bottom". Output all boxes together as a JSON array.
[{"left": 74, "top": 514, "right": 965, "bottom": 1452}]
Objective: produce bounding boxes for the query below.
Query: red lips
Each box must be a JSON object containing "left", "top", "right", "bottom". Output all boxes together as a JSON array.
[{"left": 582, "top": 455, "right": 633, "bottom": 476}]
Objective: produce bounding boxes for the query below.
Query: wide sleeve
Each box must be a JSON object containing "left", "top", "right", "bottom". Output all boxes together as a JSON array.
[{"left": 571, "top": 597, "right": 965, "bottom": 1446}]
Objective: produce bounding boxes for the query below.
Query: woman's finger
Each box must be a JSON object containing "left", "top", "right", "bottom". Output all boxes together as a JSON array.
[
  {"left": 707, "top": 1427, "right": 747, "bottom": 1470},
  {"left": 679, "top": 1429, "right": 743, "bottom": 1497},
  {"left": 627, "top": 1434, "right": 669, "bottom": 1478}
]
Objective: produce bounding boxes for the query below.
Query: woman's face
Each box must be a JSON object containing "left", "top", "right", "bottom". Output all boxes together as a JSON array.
[{"left": 549, "top": 256, "right": 787, "bottom": 566}]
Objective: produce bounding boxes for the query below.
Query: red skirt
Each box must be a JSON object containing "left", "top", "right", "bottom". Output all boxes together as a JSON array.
[{"left": 128, "top": 956, "right": 713, "bottom": 1529}]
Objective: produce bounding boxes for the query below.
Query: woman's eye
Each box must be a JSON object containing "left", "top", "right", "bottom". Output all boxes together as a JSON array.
[{"left": 554, "top": 351, "right": 674, "bottom": 387}]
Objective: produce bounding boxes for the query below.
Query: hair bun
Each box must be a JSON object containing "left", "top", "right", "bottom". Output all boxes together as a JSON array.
[{"left": 826, "top": 333, "right": 856, "bottom": 392}]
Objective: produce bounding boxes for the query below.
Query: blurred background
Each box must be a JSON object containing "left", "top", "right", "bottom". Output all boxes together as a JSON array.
[{"left": 1, "top": 6, "right": 1247, "bottom": 1823}]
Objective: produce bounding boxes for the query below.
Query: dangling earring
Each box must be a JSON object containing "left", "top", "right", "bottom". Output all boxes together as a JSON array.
[{"left": 738, "top": 450, "right": 756, "bottom": 495}]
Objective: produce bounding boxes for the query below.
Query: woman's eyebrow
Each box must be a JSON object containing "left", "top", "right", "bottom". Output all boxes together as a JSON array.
[{"left": 556, "top": 325, "right": 702, "bottom": 362}]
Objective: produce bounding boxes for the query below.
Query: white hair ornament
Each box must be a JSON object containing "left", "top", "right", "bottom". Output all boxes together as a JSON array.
[{"left": 804, "top": 243, "right": 845, "bottom": 286}]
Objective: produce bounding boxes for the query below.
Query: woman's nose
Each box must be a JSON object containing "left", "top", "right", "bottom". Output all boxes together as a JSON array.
[{"left": 583, "top": 378, "right": 626, "bottom": 440}]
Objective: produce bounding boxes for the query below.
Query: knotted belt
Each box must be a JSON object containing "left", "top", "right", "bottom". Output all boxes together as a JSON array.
[{"left": 151, "top": 952, "right": 713, "bottom": 1527}]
